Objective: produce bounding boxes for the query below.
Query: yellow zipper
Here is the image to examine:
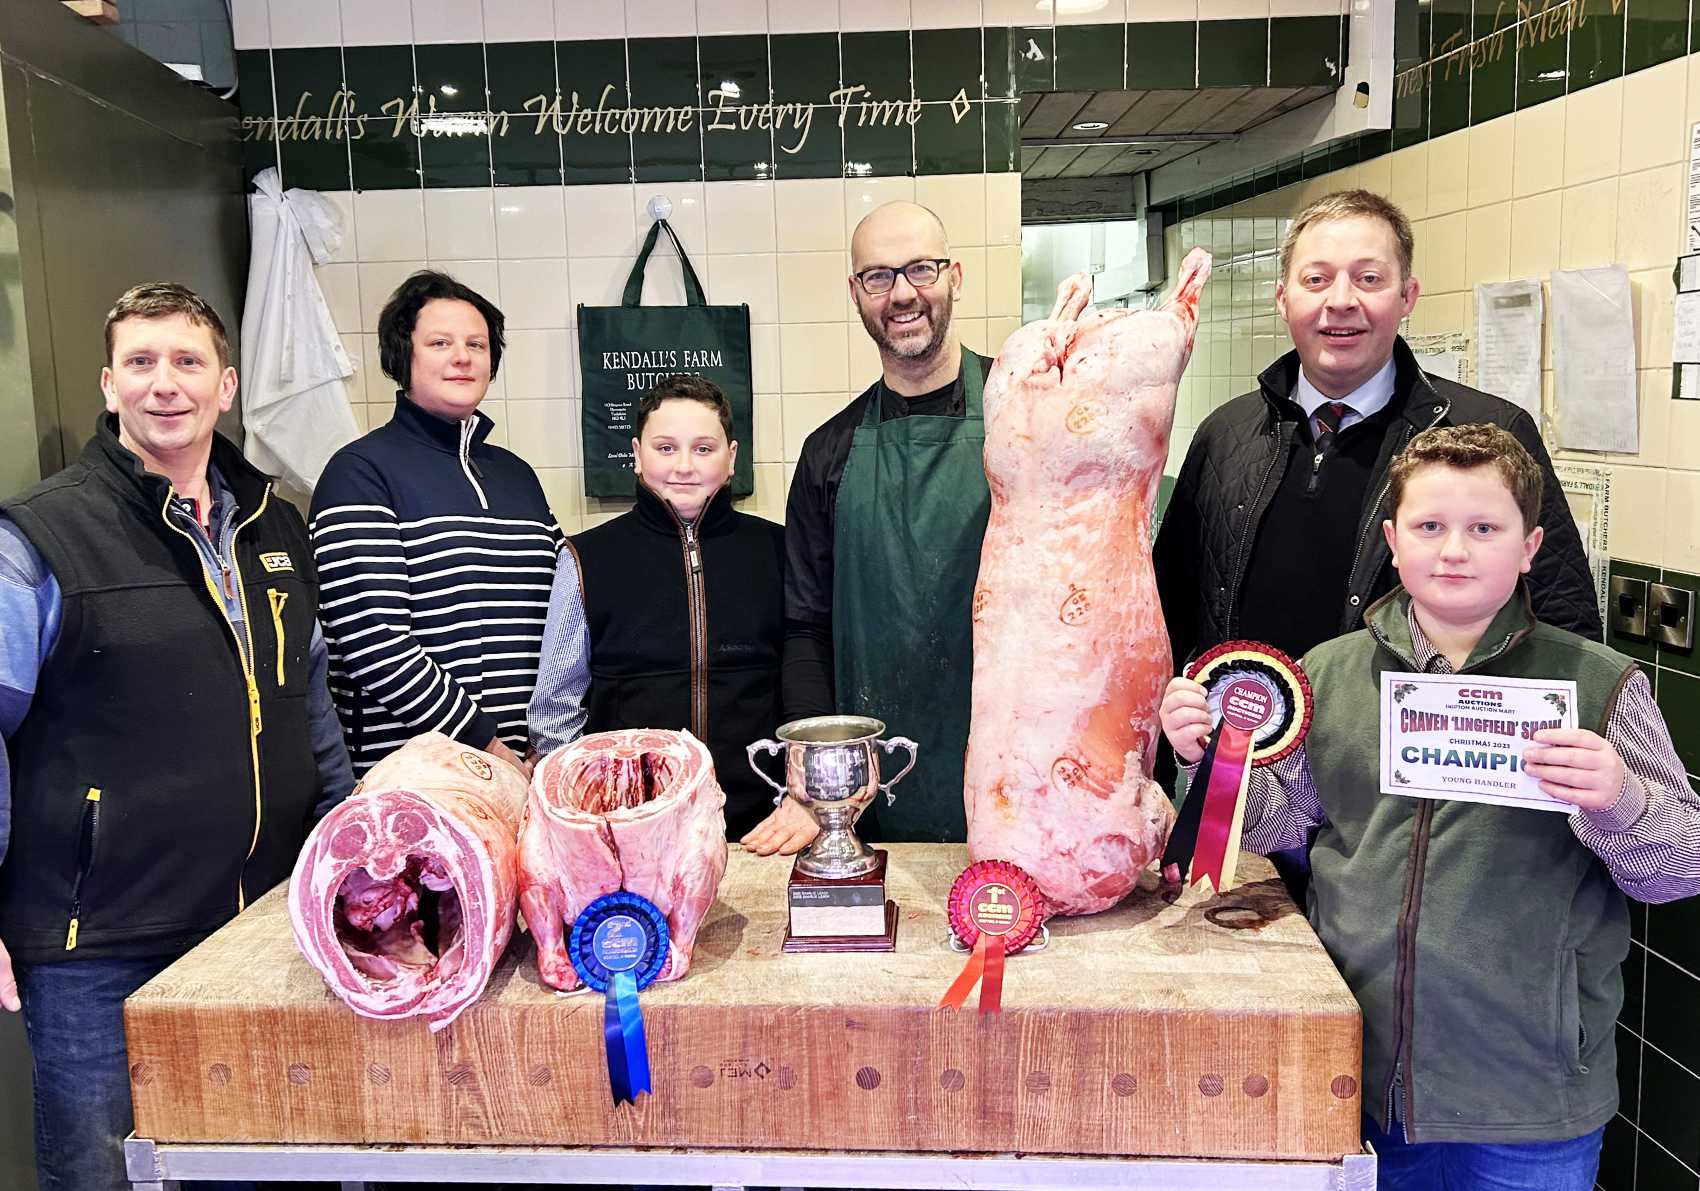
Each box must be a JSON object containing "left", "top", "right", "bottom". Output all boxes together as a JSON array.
[
  {"left": 268, "top": 588, "right": 289, "bottom": 687},
  {"left": 160, "top": 485, "right": 271, "bottom": 913},
  {"left": 65, "top": 787, "right": 102, "bottom": 950}
]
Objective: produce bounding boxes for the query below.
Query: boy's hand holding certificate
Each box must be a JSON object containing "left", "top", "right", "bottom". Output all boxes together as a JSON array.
[{"left": 1380, "top": 672, "right": 1617, "bottom": 812}]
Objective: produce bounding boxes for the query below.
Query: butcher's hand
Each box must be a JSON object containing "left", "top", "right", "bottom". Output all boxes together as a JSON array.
[
  {"left": 740, "top": 799, "right": 819, "bottom": 856},
  {"left": 1523, "top": 728, "right": 1627, "bottom": 812},
  {"left": 0, "top": 937, "right": 18, "bottom": 1013},
  {"left": 1160, "top": 676, "right": 1213, "bottom": 766},
  {"left": 486, "top": 735, "right": 530, "bottom": 779}
]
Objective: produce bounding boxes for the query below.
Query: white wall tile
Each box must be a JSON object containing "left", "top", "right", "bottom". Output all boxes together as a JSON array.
[
  {"left": 838, "top": 0, "right": 910, "bottom": 30},
  {"left": 495, "top": 186, "right": 570, "bottom": 258},
  {"left": 556, "top": 0, "right": 625, "bottom": 37},
  {"left": 1632, "top": 268, "right": 1673, "bottom": 368},
  {"left": 358, "top": 260, "right": 424, "bottom": 331},
  {"left": 566, "top": 255, "right": 628, "bottom": 310},
  {"left": 354, "top": 188, "right": 427, "bottom": 262},
  {"left": 424, "top": 187, "right": 497, "bottom": 260},
  {"left": 1199, "top": 0, "right": 1268, "bottom": 18},
  {"left": 1130, "top": 0, "right": 1198, "bottom": 18},
  {"left": 982, "top": 0, "right": 1046, "bottom": 20},
  {"left": 232, "top": 0, "right": 271, "bottom": 49},
  {"left": 1512, "top": 100, "right": 1565, "bottom": 198},
  {"left": 484, "top": 0, "right": 555, "bottom": 41},
  {"left": 1562, "top": 78, "right": 1623, "bottom": 188},
  {"left": 844, "top": 175, "right": 916, "bottom": 242},
  {"left": 506, "top": 399, "right": 581, "bottom": 468},
  {"left": 985, "top": 172, "right": 1021, "bottom": 245},
  {"left": 1668, "top": 395, "right": 1700, "bottom": 471},
  {"left": 706, "top": 181, "right": 778, "bottom": 253},
  {"left": 1557, "top": 179, "right": 1618, "bottom": 271},
  {"left": 624, "top": 0, "right": 697, "bottom": 36},
  {"left": 986, "top": 243, "right": 1021, "bottom": 317},
  {"left": 502, "top": 329, "right": 574, "bottom": 398},
  {"left": 1388, "top": 142, "right": 1428, "bottom": 220},
  {"left": 751, "top": 393, "right": 784, "bottom": 463},
  {"left": 1056, "top": 0, "right": 1125, "bottom": 21},
  {"left": 706, "top": 253, "right": 781, "bottom": 323},
  {"left": 1467, "top": 118, "right": 1513, "bottom": 209},
  {"left": 767, "top": 0, "right": 838, "bottom": 32},
  {"left": 318, "top": 189, "right": 359, "bottom": 263},
  {"left": 1464, "top": 203, "right": 1511, "bottom": 289},
  {"left": 1609, "top": 464, "right": 1667, "bottom": 564},
  {"left": 777, "top": 251, "right": 852, "bottom": 323},
  {"left": 916, "top": 173, "right": 986, "bottom": 247},
  {"left": 339, "top": 0, "right": 408, "bottom": 45},
  {"left": 269, "top": 0, "right": 340, "bottom": 47},
  {"left": 1507, "top": 191, "right": 1561, "bottom": 280},
  {"left": 1425, "top": 129, "right": 1469, "bottom": 216},
  {"left": 955, "top": 316, "right": 988, "bottom": 355},
  {"left": 775, "top": 178, "right": 848, "bottom": 252},
  {"left": 781, "top": 323, "right": 849, "bottom": 392},
  {"left": 360, "top": 333, "right": 390, "bottom": 399},
  {"left": 338, "top": 334, "right": 366, "bottom": 401},
  {"left": 536, "top": 466, "right": 587, "bottom": 530},
  {"left": 638, "top": 182, "right": 708, "bottom": 258},
  {"left": 783, "top": 391, "right": 854, "bottom": 459},
  {"left": 433, "top": 257, "right": 503, "bottom": 305},
  {"left": 913, "top": 0, "right": 981, "bottom": 28},
  {"left": 411, "top": 0, "right": 482, "bottom": 43},
  {"left": 316, "top": 262, "right": 362, "bottom": 334},
  {"left": 698, "top": 0, "right": 769, "bottom": 34},
  {"left": 1616, "top": 165, "right": 1683, "bottom": 272},
  {"left": 500, "top": 258, "right": 573, "bottom": 328},
  {"left": 953, "top": 245, "right": 987, "bottom": 318},
  {"left": 752, "top": 323, "right": 781, "bottom": 390},
  {"left": 565, "top": 184, "right": 641, "bottom": 258},
  {"left": 1620, "top": 58, "right": 1687, "bottom": 175}
]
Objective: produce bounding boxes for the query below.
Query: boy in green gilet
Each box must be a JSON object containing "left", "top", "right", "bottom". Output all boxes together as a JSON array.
[{"left": 1160, "top": 423, "right": 1700, "bottom": 1190}]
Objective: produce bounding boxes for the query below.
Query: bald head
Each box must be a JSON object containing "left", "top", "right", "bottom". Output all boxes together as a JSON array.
[{"left": 850, "top": 201, "right": 950, "bottom": 271}]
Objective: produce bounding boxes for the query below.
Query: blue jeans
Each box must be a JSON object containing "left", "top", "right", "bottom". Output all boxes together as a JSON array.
[
  {"left": 1365, "top": 1114, "right": 1605, "bottom": 1191},
  {"left": 16, "top": 954, "right": 254, "bottom": 1191}
]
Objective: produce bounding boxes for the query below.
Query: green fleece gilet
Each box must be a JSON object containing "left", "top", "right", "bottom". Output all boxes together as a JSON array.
[{"left": 1300, "top": 586, "right": 1637, "bottom": 1144}]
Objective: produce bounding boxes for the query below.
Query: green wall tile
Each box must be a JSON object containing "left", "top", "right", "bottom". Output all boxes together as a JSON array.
[
  {"left": 563, "top": 126, "right": 632, "bottom": 184},
  {"left": 418, "top": 123, "right": 492, "bottom": 187},
  {"left": 1608, "top": 560, "right": 1661, "bottom": 664},
  {"left": 699, "top": 34, "right": 771, "bottom": 106},
  {"left": 1649, "top": 892, "right": 1700, "bottom": 980},
  {"left": 1655, "top": 568, "right": 1700, "bottom": 674},
  {"left": 984, "top": 99, "right": 1019, "bottom": 171},
  {"left": 1619, "top": 949, "right": 1645, "bottom": 1038},
  {"left": 1432, "top": 0, "right": 1473, "bottom": 65},
  {"left": 1198, "top": 18, "right": 1267, "bottom": 87},
  {"left": 1270, "top": 16, "right": 1341, "bottom": 86},
  {"left": 557, "top": 39, "right": 628, "bottom": 108},
  {"left": 772, "top": 32, "right": 840, "bottom": 104},
  {"left": 271, "top": 46, "right": 345, "bottom": 126},
  {"left": 633, "top": 122, "right": 704, "bottom": 183},
  {"left": 628, "top": 35, "right": 699, "bottom": 107},
  {"left": 914, "top": 28, "right": 982, "bottom": 102},
  {"left": 486, "top": 41, "right": 556, "bottom": 116},
  {"left": 983, "top": 27, "right": 1015, "bottom": 97},
  {"left": 772, "top": 106, "right": 842, "bottom": 178},
  {"left": 1626, "top": 0, "right": 1690, "bottom": 71},
  {"left": 1055, "top": 22, "right": 1125, "bottom": 90},
  {"left": 1517, "top": 20, "right": 1569, "bottom": 108},
  {"left": 1596, "top": 1112, "right": 1636, "bottom": 1191},
  {"left": 1470, "top": 36, "right": 1516, "bottom": 121},
  {"left": 1429, "top": 52, "right": 1470, "bottom": 133},
  {"left": 492, "top": 117, "right": 562, "bottom": 186},
  {"left": 350, "top": 116, "right": 420, "bottom": 189},
  {"left": 1637, "top": 1030, "right": 1700, "bottom": 1168},
  {"left": 703, "top": 110, "right": 774, "bottom": 180},
  {"left": 1654, "top": 667, "right": 1700, "bottom": 774},
  {"left": 1568, "top": 0, "right": 1626, "bottom": 89},
  {"left": 1013, "top": 26, "right": 1055, "bottom": 91},
  {"left": 278, "top": 133, "right": 351, "bottom": 192},
  {"left": 916, "top": 100, "right": 984, "bottom": 174},
  {"left": 1634, "top": 1136, "right": 1696, "bottom": 1189},
  {"left": 841, "top": 29, "right": 912, "bottom": 102},
  {"left": 342, "top": 44, "right": 414, "bottom": 117},
  {"left": 1128, "top": 20, "right": 1197, "bottom": 88},
  {"left": 844, "top": 110, "right": 913, "bottom": 177},
  {"left": 236, "top": 48, "right": 275, "bottom": 116},
  {"left": 415, "top": 42, "right": 485, "bottom": 113}
]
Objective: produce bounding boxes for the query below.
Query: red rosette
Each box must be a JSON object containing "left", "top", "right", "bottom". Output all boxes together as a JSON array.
[
  {"left": 947, "top": 860, "right": 1046, "bottom": 956},
  {"left": 1184, "top": 639, "right": 1313, "bottom": 768}
]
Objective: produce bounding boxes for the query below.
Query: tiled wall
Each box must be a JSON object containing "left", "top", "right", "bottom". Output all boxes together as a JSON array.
[
  {"left": 1163, "top": 53, "right": 1700, "bottom": 1191},
  {"left": 109, "top": 0, "right": 237, "bottom": 90}
]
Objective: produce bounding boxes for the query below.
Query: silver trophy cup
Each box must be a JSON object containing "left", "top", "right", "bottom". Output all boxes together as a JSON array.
[{"left": 747, "top": 715, "right": 918, "bottom": 880}]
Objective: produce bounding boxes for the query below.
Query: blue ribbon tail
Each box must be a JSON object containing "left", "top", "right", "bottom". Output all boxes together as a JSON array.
[
  {"left": 604, "top": 977, "right": 634, "bottom": 1105},
  {"left": 614, "top": 970, "right": 652, "bottom": 1100}
]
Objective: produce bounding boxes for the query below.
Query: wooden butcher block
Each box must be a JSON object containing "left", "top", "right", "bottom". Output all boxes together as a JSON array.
[{"left": 125, "top": 844, "right": 1362, "bottom": 1161}]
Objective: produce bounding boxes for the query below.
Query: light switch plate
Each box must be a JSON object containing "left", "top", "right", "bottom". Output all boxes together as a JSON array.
[
  {"left": 1649, "top": 583, "right": 1694, "bottom": 652},
  {"left": 1609, "top": 575, "right": 1649, "bottom": 641}
]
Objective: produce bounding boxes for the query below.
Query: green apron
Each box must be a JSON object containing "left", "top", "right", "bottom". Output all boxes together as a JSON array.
[{"left": 832, "top": 347, "right": 990, "bottom": 843}]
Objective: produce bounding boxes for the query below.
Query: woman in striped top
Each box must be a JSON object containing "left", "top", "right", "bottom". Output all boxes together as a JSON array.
[{"left": 310, "top": 271, "right": 560, "bottom": 778}]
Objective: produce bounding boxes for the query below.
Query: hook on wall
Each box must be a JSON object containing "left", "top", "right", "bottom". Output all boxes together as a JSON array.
[{"left": 646, "top": 195, "right": 674, "bottom": 222}]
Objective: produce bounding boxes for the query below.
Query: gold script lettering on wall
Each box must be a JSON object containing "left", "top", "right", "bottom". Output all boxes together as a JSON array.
[
  {"left": 1393, "top": 0, "right": 1624, "bottom": 99},
  {"left": 244, "top": 80, "right": 978, "bottom": 159}
]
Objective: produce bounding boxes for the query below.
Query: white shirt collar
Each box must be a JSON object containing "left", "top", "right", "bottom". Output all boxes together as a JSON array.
[{"left": 1293, "top": 356, "right": 1397, "bottom": 421}]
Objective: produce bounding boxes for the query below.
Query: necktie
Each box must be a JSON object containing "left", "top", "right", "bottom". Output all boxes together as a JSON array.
[{"left": 1314, "top": 401, "right": 1351, "bottom": 447}]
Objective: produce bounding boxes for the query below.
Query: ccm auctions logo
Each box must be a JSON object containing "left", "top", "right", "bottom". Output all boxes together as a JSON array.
[{"left": 1459, "top": 688, "right": 1503, "bottom": 701}]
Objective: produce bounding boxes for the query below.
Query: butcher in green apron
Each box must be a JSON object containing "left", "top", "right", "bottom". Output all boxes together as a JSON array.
[{"left": 765, "top": 201, "right": 991, "bottom": 853}]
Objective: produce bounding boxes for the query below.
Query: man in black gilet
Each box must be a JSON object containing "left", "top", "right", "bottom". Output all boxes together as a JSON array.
[{"left": 0, "top": 284, "right": 353, "bottom": 1190}]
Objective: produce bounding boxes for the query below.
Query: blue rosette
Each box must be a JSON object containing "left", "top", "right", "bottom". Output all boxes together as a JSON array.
[{"left": 569, "top": 891, "right": 670, "bottom": 1106}]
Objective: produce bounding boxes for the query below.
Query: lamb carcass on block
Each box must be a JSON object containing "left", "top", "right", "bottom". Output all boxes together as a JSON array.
[
  {"left": 519, "top": 728, "right": 728, "bottom": 992},
  {"left": 965, "top": 247, "right": 1212, "bottom": 916},
  {"left": 289, "top": 732, "right": 528, "bottom": 1031}
]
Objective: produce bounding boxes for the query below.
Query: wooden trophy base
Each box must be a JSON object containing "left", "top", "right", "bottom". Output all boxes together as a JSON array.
[{"left": 782, "top": 849, "right": 900, "bottom": 953}]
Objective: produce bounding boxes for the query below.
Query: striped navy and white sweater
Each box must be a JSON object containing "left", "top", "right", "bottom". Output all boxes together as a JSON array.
[{"left": 309, "top": 392, "right": 561, "bottom": 774}]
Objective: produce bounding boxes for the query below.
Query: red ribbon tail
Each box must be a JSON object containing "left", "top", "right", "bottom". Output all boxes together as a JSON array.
[
  {"left": 940, "top": 937, "right": 986, "bottom": 1011},
  {"left": 978, "top": 936, "right": 1004, "bottom": 1016},
  {"left": 1192, "top": 722, "right": 1255, "bottom": 893}
]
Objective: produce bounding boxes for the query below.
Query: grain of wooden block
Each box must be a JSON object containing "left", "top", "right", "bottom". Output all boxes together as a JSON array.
[
  {"left": 125, "top": 844, "right": 1362, "bottom": 1161},
  {"left": 62, "top": 0, "right": 120, "bottom": 24}
]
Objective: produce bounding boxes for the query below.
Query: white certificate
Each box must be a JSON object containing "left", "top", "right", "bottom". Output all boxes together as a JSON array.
[{"left": 1379, "top": 672, "right": 1579, "bottom": 812}]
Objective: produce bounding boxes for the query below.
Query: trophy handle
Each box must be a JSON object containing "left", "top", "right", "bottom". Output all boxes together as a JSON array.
[
  {"left": 746, "top": 739, "right": 788, "bottom": 806},
  {"left": 876, "top": 736, "right": 918, "bottom": 806}
]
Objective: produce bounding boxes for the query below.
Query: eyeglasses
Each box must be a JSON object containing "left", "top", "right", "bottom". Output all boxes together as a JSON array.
[{"left": 854, "top": 258, "right": 952, "bottom": 296}]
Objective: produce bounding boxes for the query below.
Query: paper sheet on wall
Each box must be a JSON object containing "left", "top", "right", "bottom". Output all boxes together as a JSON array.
[
  {"left": 1551, "top": 266, "right": 1638, "bottom": 453},
  {"left": 1554, "top": 463, "right": 1612, "bottom": 625},
  {"left": 1474, "top": 280, "right": 1544, "bottom": 420},
  {"left": 1688, "top": 123, "right": 1700, "bottom": 251},
  {"left": 1407, "top": 331, "right": 1470, "bottom": 385}
]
